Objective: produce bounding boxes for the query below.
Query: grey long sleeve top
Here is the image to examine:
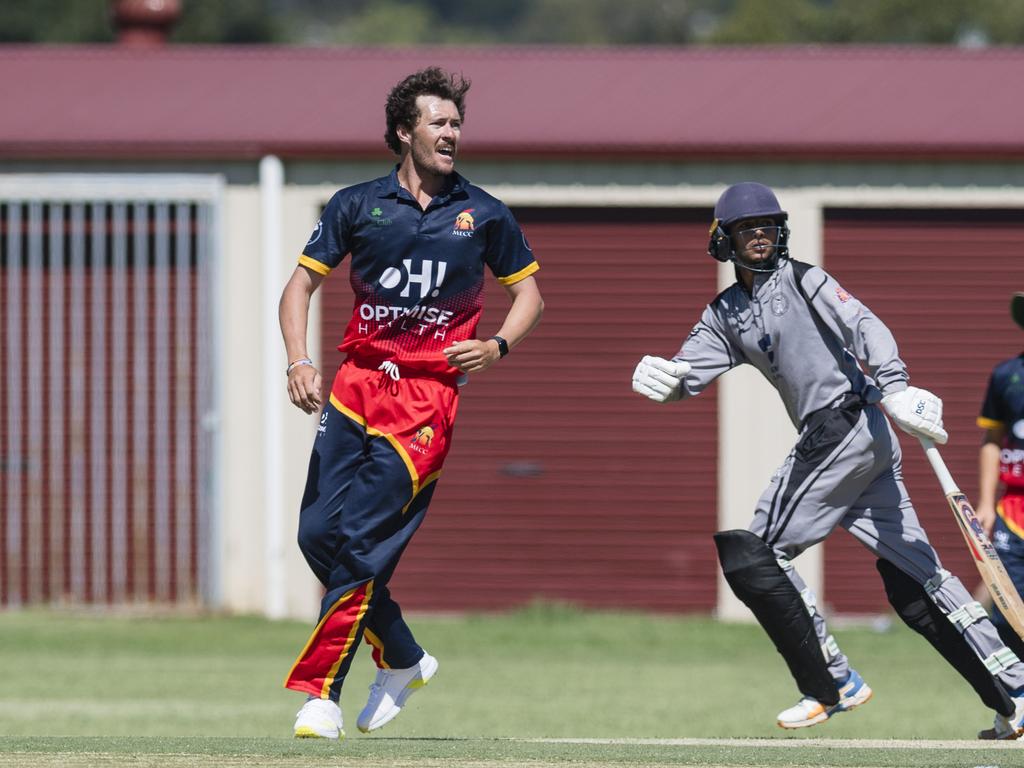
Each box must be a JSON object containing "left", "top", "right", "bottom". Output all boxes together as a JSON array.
[{"left": 672, "top": 259, "right": 909, "bottom": 429}]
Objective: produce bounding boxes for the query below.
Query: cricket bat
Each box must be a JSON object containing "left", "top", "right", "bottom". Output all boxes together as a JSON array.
[{"left": 919, "top": 436, "right": 1024, "bottom": 640}]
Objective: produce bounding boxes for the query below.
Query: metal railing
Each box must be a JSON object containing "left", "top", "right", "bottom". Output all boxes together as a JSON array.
[{"left": 0, "top": 175, "right": 221, "bottom": 607}]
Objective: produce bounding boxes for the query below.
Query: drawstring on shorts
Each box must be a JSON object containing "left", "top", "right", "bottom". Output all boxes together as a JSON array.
[{"left": 377, "top": 360, "right": 401, "bottom": 395}]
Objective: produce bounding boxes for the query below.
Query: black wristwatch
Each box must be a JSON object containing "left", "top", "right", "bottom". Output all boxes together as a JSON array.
[{"left": 490, "top": 335, "right": 509, "bottom": 358}]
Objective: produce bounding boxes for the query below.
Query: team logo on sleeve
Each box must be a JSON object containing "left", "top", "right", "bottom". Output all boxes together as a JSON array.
[
  {"left": 452, "top": 209, "right": 475, "bottom": 237},
  {"left": 306, "top": 219, "right": 323, "bottom": 246},
  {"left": 835, "top": 285, "right": 852, "bottom": 303}
]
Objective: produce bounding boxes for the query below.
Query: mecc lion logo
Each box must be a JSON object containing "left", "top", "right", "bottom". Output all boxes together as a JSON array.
[{"left": 452, "top": 209, "right": 475, "bottom": 237}]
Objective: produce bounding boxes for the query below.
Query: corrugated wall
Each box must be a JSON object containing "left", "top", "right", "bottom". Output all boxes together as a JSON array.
[
  {"left": 320, "top": 206, "right": 719, "bottom": 612},
  {"left": 823, "top": 208, "right": 1024, "bottom": 614}
]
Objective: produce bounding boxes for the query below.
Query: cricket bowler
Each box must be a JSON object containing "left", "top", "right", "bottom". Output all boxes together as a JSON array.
[{"left": 279, "top": 66, "right": 543, "bottom": 740}]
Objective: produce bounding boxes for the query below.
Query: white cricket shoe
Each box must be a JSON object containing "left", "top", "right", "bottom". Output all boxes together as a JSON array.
[
  {"left": 777, "top": 668, "right": 873, "bottom": 729},
  {"left": 357, "top": 652, "right": 438, "bottom": 733},
  {"left": 979, "top": 691, "right": 1024, "bottom": 740},
  {"left": 293, "top": 697, "right": 344, "bottom": 740}
]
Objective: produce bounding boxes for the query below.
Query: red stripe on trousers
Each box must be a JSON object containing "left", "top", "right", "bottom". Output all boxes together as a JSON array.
[{"left": 285, "top": 581, "right": 371, "bottom": 697}]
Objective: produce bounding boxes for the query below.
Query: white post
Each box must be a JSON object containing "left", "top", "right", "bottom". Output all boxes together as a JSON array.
[{"left": 261, "top": 155, "right": 287, "bottom": 619}]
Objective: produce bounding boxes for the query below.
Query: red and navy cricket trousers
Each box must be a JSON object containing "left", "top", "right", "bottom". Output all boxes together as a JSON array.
[
  {"left": 284, "top": 358, "right": 458, "bottom": 701},
  {"left": 991, "top": 492, "right": 1024, "bottom": 660}
]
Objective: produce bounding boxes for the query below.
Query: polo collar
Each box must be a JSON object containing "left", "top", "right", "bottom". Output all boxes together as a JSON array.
[{"left": 379, "top": 166, "right": 467, "bottom": 204}]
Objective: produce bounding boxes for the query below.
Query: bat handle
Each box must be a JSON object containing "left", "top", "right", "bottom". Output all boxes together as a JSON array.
[{"left": 917, "top": 436, "right": 960, "bottom": 496}]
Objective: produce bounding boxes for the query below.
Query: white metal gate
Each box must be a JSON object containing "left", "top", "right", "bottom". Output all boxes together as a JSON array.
[{"left": 0, "top": 175, "right": 221, "bottom": 607}]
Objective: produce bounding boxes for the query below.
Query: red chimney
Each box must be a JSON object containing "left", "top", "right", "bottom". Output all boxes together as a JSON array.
[{"left": 111, "top": 0, "right": 182, "bottom": 46}]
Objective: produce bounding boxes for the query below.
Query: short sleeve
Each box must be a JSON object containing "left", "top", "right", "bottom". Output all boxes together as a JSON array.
[
  {"left": 978, "top": 369, "right": 1005, "bottom": 429},
  {"left": 484, "top": 204, "right": 539, "bottom": 285},
  {"left": 298, "top": 191, "right": 351, "bottom": 276}
]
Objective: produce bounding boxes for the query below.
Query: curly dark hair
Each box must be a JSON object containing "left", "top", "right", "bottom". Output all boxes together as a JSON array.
[{"left": 384, "top": 67, "right": 471, "bottom": 155}]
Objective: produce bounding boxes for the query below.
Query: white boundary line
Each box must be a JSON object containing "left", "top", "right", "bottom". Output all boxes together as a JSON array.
[{"left": 520, "top": 736, "right": 1021, "bottom": 750}]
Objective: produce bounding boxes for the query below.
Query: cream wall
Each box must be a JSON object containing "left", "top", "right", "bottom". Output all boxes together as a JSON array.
[
  {"left": 216, "top": 183, "right": 327, "bottom": 619},
  {"left": 217, "top": 186, "right": 266, "bottom": 613}
]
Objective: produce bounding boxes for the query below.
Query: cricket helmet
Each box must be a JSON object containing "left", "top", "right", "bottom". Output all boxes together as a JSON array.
[{"left": 707, "top": 181, "right": 790, "bottom": 272}]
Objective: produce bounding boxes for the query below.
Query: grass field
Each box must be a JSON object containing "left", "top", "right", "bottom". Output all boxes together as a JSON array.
[{"left": 1, "top": 603, "right": 1021, "bottom": 766}]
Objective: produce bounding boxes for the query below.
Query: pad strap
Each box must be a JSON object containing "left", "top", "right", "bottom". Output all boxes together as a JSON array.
[
  {"left": 923, "top": 568, "right": 951, "bottom": 596},
  {"left": 948, "top": 601, "right": 989, "bottom": 631},
  {"left": 984, "top": 647, "right": 1022, "bottom": 675},
  {"left": 821, "top": 634, "right": 840, "bottom": 663}
]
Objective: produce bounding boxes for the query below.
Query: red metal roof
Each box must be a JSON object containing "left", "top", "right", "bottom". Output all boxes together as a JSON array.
[{"left": 3, "top": 44, "right": 1023, "bottom": 160}]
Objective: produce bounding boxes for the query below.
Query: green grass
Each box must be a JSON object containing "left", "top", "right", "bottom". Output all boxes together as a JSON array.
[{"left": 0, "top": 604, "right": 1020, "bottom": 766}]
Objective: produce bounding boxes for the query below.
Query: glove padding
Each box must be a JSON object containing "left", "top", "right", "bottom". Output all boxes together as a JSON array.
[
  {"left": 632, "top": 356, "right": 691, "bottom": 403},
  {"left": 881, "top": 386, "right": 948, "bottom": 444}
]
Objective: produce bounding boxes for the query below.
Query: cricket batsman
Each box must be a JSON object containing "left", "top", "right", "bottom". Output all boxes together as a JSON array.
[{"left": 631, "top": 181, "right": 1024, "bottom": 739}]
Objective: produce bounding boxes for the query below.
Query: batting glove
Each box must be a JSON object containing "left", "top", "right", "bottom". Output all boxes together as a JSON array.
[
  {"left": 631, "top": 356, "right": 691, "bottom": 403},
  {"left": 881, "top": 386, "right": 948, "bottom": 444}
]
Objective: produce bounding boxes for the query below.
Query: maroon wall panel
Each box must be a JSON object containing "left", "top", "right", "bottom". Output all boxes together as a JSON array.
[
  {"left": 823, "top": 208, "right": 1024, "bottom": 614},
  {"left": 320, "top": 206, "right": 719, "bottom": 612}
]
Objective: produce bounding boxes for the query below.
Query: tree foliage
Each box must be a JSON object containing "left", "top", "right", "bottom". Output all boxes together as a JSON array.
[
  {"left": 0, "top": 0, "right": 112, "bottom": 43},
  {"left": 172, "top": 0, "right": 285, "bottom": 44},
  {"left": 2, "top": 0, "right": 1024, "bottom": 45},
  {"left": 707, "top": 0, "right": 1024, "bottom": 46}
]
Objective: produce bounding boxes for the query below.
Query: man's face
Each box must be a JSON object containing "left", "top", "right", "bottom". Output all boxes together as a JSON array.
[
  {"left": 731, "top": 217, "right": 781, "bottom": 268},
  {"left": 403, "top": 95, "right": 461, "bottom": 178}
]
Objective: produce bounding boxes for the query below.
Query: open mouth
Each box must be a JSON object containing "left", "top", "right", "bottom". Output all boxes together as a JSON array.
[{"left": 437, "top": 146, "right": 455, "bottom": 158}]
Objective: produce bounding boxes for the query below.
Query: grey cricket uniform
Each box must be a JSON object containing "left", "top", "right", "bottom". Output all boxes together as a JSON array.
[{"left": 674, "top": 258, "right": 1024, "bottom": 690}]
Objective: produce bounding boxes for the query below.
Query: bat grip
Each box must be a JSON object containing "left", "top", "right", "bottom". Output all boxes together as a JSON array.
[{"left": 917, "top": 436, "right": 960, "bottom": 496}]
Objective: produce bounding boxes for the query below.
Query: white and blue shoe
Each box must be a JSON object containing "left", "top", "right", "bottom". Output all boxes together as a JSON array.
[
  {"left": 777, "top": 669, "right": 873, "bottom": 729},
  {"left": 979, "top": 691, "right": 1024, "bottom": 740}
]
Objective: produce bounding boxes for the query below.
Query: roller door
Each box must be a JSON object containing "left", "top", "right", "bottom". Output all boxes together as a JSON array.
[
  {"left": 319, "top": 206, "right": 719, "bottom": 612},
  {"left": 823, "top": 208, "right": 1024, "bottom": 614}
]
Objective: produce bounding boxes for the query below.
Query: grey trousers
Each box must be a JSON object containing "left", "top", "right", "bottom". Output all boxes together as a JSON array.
[{"left": 749, "top": 402, "right": 1024, "bottom": 694}]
